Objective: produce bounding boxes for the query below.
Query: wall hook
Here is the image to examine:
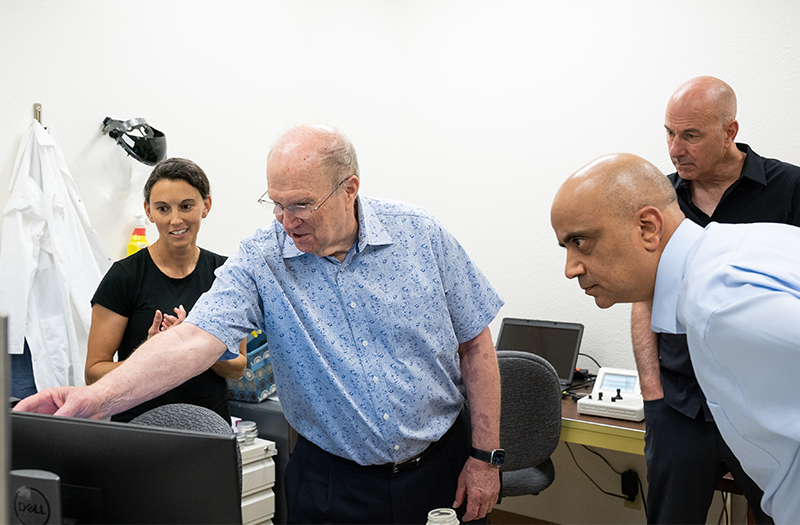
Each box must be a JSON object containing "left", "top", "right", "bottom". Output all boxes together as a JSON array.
[{"left": 33, "top": 103, "right": 42, "bottom": 124}]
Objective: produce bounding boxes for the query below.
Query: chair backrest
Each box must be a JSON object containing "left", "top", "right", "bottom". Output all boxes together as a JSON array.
[
  {"left": 497, "top": 350, "right": 562, "bottom": 472},
  {"left": 130, "top": 403, "right": 233, "bottom": 434}
]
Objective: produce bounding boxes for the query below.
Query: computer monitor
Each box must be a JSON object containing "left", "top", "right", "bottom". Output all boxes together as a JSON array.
[
  {"left": 495, "top": 317, "right": 584, "bottom": 387},
  {"left": 1, "top": 315, "right": 9, "bottom": 524},
  {"left": 11, "top": 412, "right": 242, "bottom": 524}
]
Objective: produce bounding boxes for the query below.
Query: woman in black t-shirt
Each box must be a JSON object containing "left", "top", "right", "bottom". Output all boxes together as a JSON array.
[{"left": 86, "top": 158, "right": 246, "bottom": 423}]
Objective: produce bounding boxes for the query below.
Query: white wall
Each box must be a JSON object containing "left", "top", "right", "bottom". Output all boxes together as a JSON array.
[{"left": 2, "top": 1, "right": 799, "bottom": 522}]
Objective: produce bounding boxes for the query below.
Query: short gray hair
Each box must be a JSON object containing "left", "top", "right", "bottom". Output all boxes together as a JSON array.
[{"left": 319, "top": 129, "right": 359, "bottom": 184}]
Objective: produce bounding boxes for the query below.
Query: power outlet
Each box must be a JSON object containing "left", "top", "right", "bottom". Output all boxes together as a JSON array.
[{"left": 621, "top": 469, "right": 639, "bottom": 502}]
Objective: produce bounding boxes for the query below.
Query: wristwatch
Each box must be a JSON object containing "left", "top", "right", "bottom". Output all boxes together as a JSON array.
[{"left": 469, "top": 446, "right": 505, "bottom": 466}]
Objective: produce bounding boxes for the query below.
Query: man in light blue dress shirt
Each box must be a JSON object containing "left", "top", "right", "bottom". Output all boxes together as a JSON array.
[
  {"left": 550, "top": 153, "right": 800, "bottom": 524},
  {"left": 16, "top": 124, "right": 505, "bottom": 524}
]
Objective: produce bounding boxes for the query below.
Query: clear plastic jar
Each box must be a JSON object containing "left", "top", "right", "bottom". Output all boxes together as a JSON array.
[
  {"left": 426, "top": 508, "right": 459, "bottom": 525},
  {"left": 236, "top": 420, "right": 258, "bottom": 445}
]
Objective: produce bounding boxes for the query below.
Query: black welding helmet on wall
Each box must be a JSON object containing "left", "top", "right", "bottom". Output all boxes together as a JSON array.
[{"left": 102, "top": 117, "right": 167, "bottom": 166}]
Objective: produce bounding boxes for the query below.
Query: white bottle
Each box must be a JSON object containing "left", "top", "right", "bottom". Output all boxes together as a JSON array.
[{"left": 427, "top": 508, "right": 459, "bottom": 525}]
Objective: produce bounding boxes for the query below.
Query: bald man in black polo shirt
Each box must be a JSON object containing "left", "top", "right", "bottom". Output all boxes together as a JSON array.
[{"left": 631, "top": 76, "right": 800, "bottom": 524}]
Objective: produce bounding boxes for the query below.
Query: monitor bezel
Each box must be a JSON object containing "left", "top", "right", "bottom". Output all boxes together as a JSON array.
[{"left": 11, "top": 411, "right": 242, "bottom": 524}]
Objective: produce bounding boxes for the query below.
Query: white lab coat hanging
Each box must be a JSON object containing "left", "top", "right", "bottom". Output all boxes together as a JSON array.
[{"left": 0, "top": 120, "right": 111, "bottom": 389}]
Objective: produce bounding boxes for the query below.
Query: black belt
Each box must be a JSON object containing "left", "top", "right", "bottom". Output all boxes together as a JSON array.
[
  {"left": 321, "top": 411, "right": 464, "bottom": 474},
  {"left": 390, "top": 439, "right": 441, "bottom": 474}
]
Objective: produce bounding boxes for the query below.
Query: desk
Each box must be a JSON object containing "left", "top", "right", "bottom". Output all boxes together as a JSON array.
[
  {"left": 560, "top": 397, "right": 646, "bottom": 455},
  {"left": 560, "top": 398, "right": 757, "bottom": 523}
]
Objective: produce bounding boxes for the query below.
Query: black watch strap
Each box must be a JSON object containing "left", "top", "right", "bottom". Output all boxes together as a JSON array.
[{"left": 470, "top": 446, "right": 505, "bottom": 466}]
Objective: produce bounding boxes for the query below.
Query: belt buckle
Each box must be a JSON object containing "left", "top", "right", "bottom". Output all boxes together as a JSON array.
[{"left": 392, "top": 455, "right": 421, "bottom": 474}]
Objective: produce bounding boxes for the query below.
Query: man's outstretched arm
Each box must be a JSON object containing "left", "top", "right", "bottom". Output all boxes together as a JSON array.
[{"left": 14, "top": 322, "right": 227, "bottom": 419}]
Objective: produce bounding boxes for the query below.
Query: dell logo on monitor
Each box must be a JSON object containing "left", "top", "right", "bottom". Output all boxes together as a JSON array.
[
  {"left": 9, "top": 470, "right": 61, "bottom": 525},
  {"left": 13, "top": 486, "right": 51, "bottom": 525}
]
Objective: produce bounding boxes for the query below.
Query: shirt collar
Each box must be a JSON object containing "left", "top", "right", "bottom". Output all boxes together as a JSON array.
[
  {"left": 673, "top": 143, "right": 764, "bottom": 192},
  {"left": 651, "top": 219, "right": 705, "bottom": 334},
  {"left": 355, "top": 195, "right": 394, "bottom": 251},
  {"left": 736, "top": 143, "right": 767, "bottom": 186},
  {"left": 279, "top": 195, "right": 393, "bottom": 259}
]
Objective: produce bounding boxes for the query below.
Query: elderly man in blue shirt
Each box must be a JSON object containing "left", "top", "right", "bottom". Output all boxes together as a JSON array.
[
  {"left": 16, "top": 124, "right": 505, "bottom": 524},
  {"left": 550, "top": 152, "right": 800, "bottom": 524}
]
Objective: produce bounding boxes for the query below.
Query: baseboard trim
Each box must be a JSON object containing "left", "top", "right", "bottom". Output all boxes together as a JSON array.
[{"left": 489, "top": 508, "right": 556, "bottom": 524}]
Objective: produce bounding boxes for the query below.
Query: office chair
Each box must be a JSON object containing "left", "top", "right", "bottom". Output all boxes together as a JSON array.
[
  {"left": 130, "top": 404, "right": 242, "bottom": 493},
  {"left": 497, "top": 350, "right": 562, "bottom": 497}
]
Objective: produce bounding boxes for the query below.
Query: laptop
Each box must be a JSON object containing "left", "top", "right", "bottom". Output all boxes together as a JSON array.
[{"left": 495, "top": 317, "right": 584, "bottom": 387}]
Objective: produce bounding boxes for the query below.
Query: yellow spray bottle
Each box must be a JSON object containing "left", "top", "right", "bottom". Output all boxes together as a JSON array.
[{"left": 126, "top": 213, "right": 149, "bottom": 256}]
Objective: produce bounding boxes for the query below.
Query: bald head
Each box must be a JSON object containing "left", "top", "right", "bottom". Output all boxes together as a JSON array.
[
  {"left": 268, "top": 124, "right": 359, "bottom": 185},
  {"left": 558, "top": 153, "right": 678, "bottom": 219},
  {"left": 669, "top": 76, "right": 737, "bottom": 130},
  {"left": 551, "top": 153, "right": 684, "bottom": 308},
  {"left": 664, "top": 76, "right": 743, "bottom": 183}
]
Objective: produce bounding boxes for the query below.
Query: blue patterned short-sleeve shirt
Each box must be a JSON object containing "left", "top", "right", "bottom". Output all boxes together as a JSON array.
[{"left": 187, "top": 195, "right": 504, "bottom": 465}]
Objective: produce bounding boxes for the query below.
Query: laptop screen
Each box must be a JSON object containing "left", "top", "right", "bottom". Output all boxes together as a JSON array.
[{"left": 495, "top": 318, "right": 584, "bottom": 387}]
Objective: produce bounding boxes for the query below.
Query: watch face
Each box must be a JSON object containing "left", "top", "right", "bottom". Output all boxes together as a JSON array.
[{"left": 491, "top": 449, "right": 505, "bottom": 465}]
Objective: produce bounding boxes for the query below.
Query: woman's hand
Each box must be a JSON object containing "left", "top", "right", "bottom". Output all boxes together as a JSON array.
[
  {"left": 147, "top": 310, "right": 164, "bottom": 340},
  {"left": 161, "top": 305, "right": 187, "bottom": 331},
  {"left": 147, "top": 305, "right": 187, "bottom": 340}
]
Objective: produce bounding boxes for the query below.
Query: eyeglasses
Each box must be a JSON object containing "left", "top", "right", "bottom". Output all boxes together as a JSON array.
[{"left": 258, "top": 177, "right": 351, "bottom": 220}]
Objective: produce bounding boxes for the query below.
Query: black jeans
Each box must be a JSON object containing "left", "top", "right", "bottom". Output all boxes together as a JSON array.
[
  {"left": 643, "top": 398, "right": 773, "bottom": 524},
  {"left": 284, "top": 411, "right": 488, "bottom": 524}
]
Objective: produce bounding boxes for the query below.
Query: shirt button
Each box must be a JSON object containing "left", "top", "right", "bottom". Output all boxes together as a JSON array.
[
  {"left": 350, "top": 301, "right": 356, "bottom": 309},
  {"left": 383, "top": 413, "right": 389, "bottom": 420},
  {"left": 362, "top": 340, "right": 369, "bottom": 347},
  {"left": 394, "top": 445, "right": 400, "bottom": 450},
  {"left": 373, "top": 376, "right": 379, "bottom": 383}
]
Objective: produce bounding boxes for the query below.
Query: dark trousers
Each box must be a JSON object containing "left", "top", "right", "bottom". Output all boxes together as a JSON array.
[
  {"left": 11, "top": 339, "right": 37, "bottom": 399},
  {"left": 284, "top": 411, "right": 487, "bottom": 524},
  {"left": 643, "top": 398, "right": 773, "bottom": 524}
]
